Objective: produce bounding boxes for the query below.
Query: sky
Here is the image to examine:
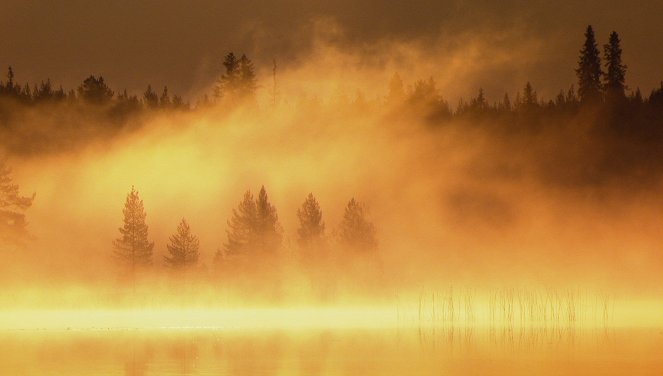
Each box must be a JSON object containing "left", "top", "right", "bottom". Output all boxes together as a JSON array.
[{"left": 1, "top": 1, "right": 661, "bottom": 102}]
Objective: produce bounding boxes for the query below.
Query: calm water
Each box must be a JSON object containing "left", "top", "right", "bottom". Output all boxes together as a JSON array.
[{"left": 1, "top": 327, "right": 662, "bottom": 375}]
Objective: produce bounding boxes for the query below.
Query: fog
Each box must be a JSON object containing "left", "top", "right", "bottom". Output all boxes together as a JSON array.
[{"left": 1, "top": 29, "right": 662, "bottom": 312}]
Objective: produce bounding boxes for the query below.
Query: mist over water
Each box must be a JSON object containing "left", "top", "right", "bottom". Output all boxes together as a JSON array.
[{"left": 1, "top": 18, "right": 662, "bottom": 376}]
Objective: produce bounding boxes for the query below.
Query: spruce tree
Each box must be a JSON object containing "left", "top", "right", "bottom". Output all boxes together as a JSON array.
[
  {"left": 77, "top": 75, "right": 114, "bottom": 104},
  {"left": 522, "top": 82, "right": 538, "bottom": 110},
  {"left": 164, "top": 218, "right": 199, "bottom": 269},
  {"left": 576, "top": 25, "right": 603, "bottom": 103},
  {"left": 6, "top": 66, "right": 14, "bottom": 92},
  {"left": 220, "top": 190, "right": 257, "bottom": 259},
  {"left": 0, "top": 160, "right": 34, "bottom": 242},
  {"left": 238, "top": 54, "right": 257, "bottom": 99},
  {"left": 143, "top": 85, "right": 159, "bottom": 108},
  {"left": 337, "top": 198, "right": 377, "bottom": 252},
  {"left": 160, "top": 86, "right": 171, "bottom": 108},
  {"left": 603, "top": 31, "right": 627, "bottom": 100},
  {"left": 297, "top": 193, "right": 325, "bottom": 249},
  {"left": 214, "top": 52, "right": 240, "bottom": 99},
  {"left": 254, "top": 185, "right": 282, "bottom": 254},
  {"left": 387, "top": 72, "right": 405, "bottom": 104},
  {"left": 218, "top": 186, "right": 282, "bottom": 262},
  {"left": 113, "top": 186, "right": 154, "bottom": 268}
]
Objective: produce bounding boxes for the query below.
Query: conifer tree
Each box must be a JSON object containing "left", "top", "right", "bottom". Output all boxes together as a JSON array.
[
  {"left": 522, "top": 82, "right": 538, "bottom": 109},
  {"left": 214, "top": 52, "right": 240, "bottom": 99},
  {"left": 214, "top": 52, "right": 258, "bottom": 102},
  {"left": 220, "top": 190, "right": 257, "bottom": 259},
  {"left": 254, "top": 185, "right": 282, "bottom": 254},
  {"left": 143, "top": 85, "right": 159, "bottom": 108},
  {"left": 576, "top": 25, "right": 603, "bottom": 103},
  {"left": 164, "top": 218, "right": 199, "bottom": 269},
  {"left": 77, "top": 75, "right": 114, "bottom": 104},
  {"left": 113, "top": 186, "right": 154, "bottom": 268},
  {"left": 603, "top": 31, "right": 627, "bottom": 100},
  {"left": 337, "top": 198, "right": 377, "bottom": 252},
  {"left": 470, "top": 88, "right": 487, "bottom": 112},
  {"left": 160, "top": 86, "right": 171, "bottom": 108},
  {"left": 238, "top": 54, "right": 257, "bottom": 99},
  {"left": 386, "top": 72, "right": 405, "bottom": 104},
  {"left": 218, "top": 186, "right": 282, "bottom": 262},
  {"left": 297, "top": 193, "right": 325, "bottom": 249},
  {"left": 6, "top": 66, "right": 14, "bottom": 92},
  {"left": 0, "top": 160, "right": 34, "bottom": 242}
]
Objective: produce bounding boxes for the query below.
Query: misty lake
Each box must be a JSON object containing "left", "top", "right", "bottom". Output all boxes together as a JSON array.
[{"left": 2, "top": 326, "right": 662, "bottom": 375}]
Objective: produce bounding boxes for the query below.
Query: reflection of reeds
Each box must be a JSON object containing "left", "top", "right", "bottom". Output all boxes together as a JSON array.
[{"left": 404, "top": 287, "right": 614, "bottom": 348}]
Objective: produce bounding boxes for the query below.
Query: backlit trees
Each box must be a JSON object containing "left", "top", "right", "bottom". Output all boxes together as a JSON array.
[
  {"left": 164, "top": 218, "right": 200, "bottom": 269},
  {"left": 113, "top": 186, "right": 154, "bottom": 269},
  {"left": 0, "top": 159, "right": 34, "bottom": 243},
  {"left": 576, "top": 25, "right": 603, "bottom": 104}
]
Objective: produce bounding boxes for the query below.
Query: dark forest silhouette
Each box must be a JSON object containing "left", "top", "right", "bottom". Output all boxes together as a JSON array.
[{"left": 0, "top": 31, "right": 661, "bottom": 155}]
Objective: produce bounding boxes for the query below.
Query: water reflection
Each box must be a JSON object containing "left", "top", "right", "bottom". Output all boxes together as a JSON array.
[{"left": 0, "top": 327, "right": 659, "bottom": 376}]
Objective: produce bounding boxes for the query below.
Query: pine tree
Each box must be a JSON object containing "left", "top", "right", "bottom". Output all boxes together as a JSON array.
[
  {"left": 214, "top": 52, "right": 240, "bottom": 99},
  {"left": 164, "top": 218, "right": 199, "bottom": 269},
  {"left": 159, "top": 86, "right": 171, "bottom": 108},
  {"left": 386, "top": 72, "right": 405, "bottom": 104},
  {"left": 337, "top": 198, "right": 377, "bottom": 252},
  {"left": 218, "top": 186, "right": 282, "bottom": 262},
  {"left": 143, "top": 85, "right": 159, "bottom": 108},
  {"left": 220, "top": 190, "right": 257, "bottom": 259},
  {"left": 6, "top": 66, "right": 14, "bottom": 92},
  {"left": 297, "top": 193, "right": 325, "bottom": 249},
  {"left": 470, "top": 88, "right": 487, "bottom": 112},
  {"left": 522, "top": 82, "right": 538, "bottom": 109},
  {"left": 576, "top": 25, "right": 603, "bottom": 103},
  {"left": 238, "top": 54, "right": 257, "bottom": 99},
  {"left": 254, "top": 185, "right": 282, "bottom": 254},
  {"left": 77, "top": 75, "right": 114, "bottom": 104},
  {"left": 3, "top": 66, "right": 18, "bottom": 96},
  {"left": 0, "top": 160, "right": 34, "bottom": 242},
  {"left": 603, "top": 31, "right": 627, "bottom": 100},
  {"left": 113, "top": 186, "right": 154, "bottom": 269}
]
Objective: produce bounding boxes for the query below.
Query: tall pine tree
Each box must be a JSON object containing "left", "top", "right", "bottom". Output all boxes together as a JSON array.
[
  {"left": 113, "top": 186, "right": 154, "bottom": 269},
  {"left": 164, "top": 218, "right": 200, "bottom": 269},
  {"left": 576, "top": 25, "right": 603, "bottom": 104},
  {"left": 603, "top": 31, "right": 627, "bottom": 101}
]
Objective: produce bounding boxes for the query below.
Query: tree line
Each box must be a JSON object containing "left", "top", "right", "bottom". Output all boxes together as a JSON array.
[
  {"left": 0, "top": 51, "right": 259, "bottom": 112},
  {"left": 1, "top": 26, "right": 662, "bottom": 123},
  {"left": 1, "top": 26, "right": 662, "bottom": 158},
  {"left": 392, "top": 26, "right": 663, "bottom": 118},
  {"left": 112, "top": 186, "right": 378, "bottom": 276}
]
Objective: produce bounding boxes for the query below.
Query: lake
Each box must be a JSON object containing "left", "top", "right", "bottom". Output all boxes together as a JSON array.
[{"left": 2, "top": 325, "right": 661, "bottom": 375}]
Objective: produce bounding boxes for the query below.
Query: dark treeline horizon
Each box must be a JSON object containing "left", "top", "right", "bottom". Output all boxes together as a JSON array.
[
  {"left": 0, "top": 26, "right": 661, "bottom": 126},
  {"left": 1, "top": 26, "right": 661, "bottom": 192}
]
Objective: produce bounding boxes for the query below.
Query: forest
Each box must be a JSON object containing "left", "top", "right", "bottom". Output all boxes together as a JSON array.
[{"left": 1, "top": 25, "right": 662, "bottom": 301}]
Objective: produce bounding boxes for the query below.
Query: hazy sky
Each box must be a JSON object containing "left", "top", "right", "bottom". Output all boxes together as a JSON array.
[{"left": 1, "top": 0, "right": 661, "bottom": 101}]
